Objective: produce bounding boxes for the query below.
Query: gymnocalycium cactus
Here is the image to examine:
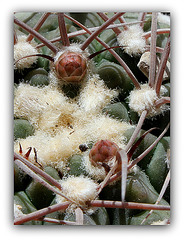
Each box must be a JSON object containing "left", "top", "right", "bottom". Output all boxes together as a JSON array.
[{"left": 14, "top": 12, "right": 170, "bottom": 225}]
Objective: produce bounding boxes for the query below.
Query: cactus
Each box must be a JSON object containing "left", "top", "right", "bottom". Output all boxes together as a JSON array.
[{"left": 14, "top": 12, "right": 170, "bottom": 225}]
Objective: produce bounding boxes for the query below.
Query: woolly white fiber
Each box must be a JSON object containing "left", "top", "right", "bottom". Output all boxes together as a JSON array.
[
  {"left": 129, "top": 84, "right": 158, "bottom": 116},
  {"left": 128, "top": 84, "right": 168, "bottom": 117},
  {"left": 14, "top": 35, "right": 38, "bottom": 69},
  {"left": 14, "top": 83, "right": 68, "bottom": 128},
  {"left": 78, "top": 74, "right": 118, "bottom": 114},
  {"left": 14, "top": 74, "right": 132, "bottom": 172},
  {"left": 117, "top": 25, "right": 146, "bottom": 56},
  {"left": 86, "top": 114, "right": 131, "bottom": 147},
  {"left": 56, "top": 176, "right": 98, "bottom": 206}
]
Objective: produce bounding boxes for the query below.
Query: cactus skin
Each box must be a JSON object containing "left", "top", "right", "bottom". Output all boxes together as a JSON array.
[
  {"left": 125, "top": 166, "right": 169, "bottom": 206},
  {"left": 67, "top": 154, "right": 87, "bottom": 177},
  {"left": 63, "top": 207, "right": 110, "bottom": 225},
  {"left": 146, "top": 142, "right": 169, "bottom": 193},
  {"left": 97, "top": 60, "right": 134, "bottom": 95},
  {"left": 25, "top": 166, "right": 60, "bottom": 209},
  {"left": 14, "top": 191, "right": 42, "bottom": 225},
  {"left": 129, "top": 210, "right": 170, "bottom": 225},
  {"left": 14, "top": 163, "right": 32, "bottom": 192},
  {"left": 14, "top": 119, "right": 34, "bottom": 140},
  {"left": 24, "top": 68, "right": 48, "bottom": 80},
  {"left": 29, "top": 74, "right": 49, "bottom": 86},
  {"left": 103, "top": 102, "right": 130, "bottom": 122}
]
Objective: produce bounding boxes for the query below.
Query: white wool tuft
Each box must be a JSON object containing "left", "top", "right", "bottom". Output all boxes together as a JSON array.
[
  {"left": 117, "top": 25, "right": 146, "bottom": 56},
  {"left": 86, "top": 115, "right": 131, "bottom": 147},
  {"left": 78, "top": 74, "right": 118, "bottom": 114},
  {"left": 128, "top": 84, "right": 168, "bottom": 117},
  {"left": 56, "top": 176, "right": 97, "bottom": 206},
  {"left": 14, "top": 75, "right": 133, "bottom": 174},
  {"left": 14, "top": 131, "right": 52, "bottom": 166},
  {"left": 14, "top": 83, "right": 68, "bottom": 127},
  {"left": 14, "top": 126, "right": 89, "bottom": 170},
  {"left": 37, "top": 102, "right": 78, "bottom": 135},
  {"left": 129, "top": 84, "right": 158, "bottom": 116},
  {"left": 14, "top": 35, "right": 38, "bottom": 69}
]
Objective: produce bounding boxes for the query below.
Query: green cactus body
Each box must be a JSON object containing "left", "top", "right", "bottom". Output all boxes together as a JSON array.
[
  {"left": 97, "top": 59, "right": 133, "bottom": 93},
  {"left": 100, "top": 180, "right": 122, "bottom": 201},
  {"left": 129, "top": 210, "right": 170, "bottom": 225},
  {"left": 124, "top": 128, "right": 157, "bottom": 169},
  {"left": 146, "top": 142, "right": 169, "bottom": 192},
  {"left": 90, "top": 207, "right": 110, "bottom": 225},
  {"left": 67, "top": 154, "right": 87, "bottom": 177},
  {"left": 14, "top": 191, "right": 42, "bottom": 225},
  {"left": 64, "top": 207, "right": 110, "bottom": 225},
  {"left": 29, "top": 74, "right": 49, "bottom": 86},
  {"left": 14, "top": 163, "right": 32, "bottom": 192},
  {"left": 102, "top": 102, "right": 130, "bottom": 122},
  {"left": 108, "top": 208, "right": 128, "bottom": 225},
  {"left": 24, "top": 68, "right": 48, "bottom": 80},
  {"left": 42, "top": 197, "right": 65, "bottom": 225},
  {"left": 126, "top": 167, "right": 169, "bottom": 206},
  {"left": 14, "top": 119, "right": 34, "bottom": 140},
  {"left": 25, "top": 166, "right": 60, "bottom": 209}
]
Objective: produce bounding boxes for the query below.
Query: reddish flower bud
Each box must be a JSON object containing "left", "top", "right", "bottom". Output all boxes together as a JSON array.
[
  {"left": 55, "top": 52, "right": 87, "bottom": 83},
  {"left": 89, "top": 140, "right": 119, "bottom": 169}
]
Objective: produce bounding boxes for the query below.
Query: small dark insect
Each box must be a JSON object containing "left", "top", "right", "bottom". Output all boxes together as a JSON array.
[{"left": 79, "top": 144, "right": 89, "bottom": 152}]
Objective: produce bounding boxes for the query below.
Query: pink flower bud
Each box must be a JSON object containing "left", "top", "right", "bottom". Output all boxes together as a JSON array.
[
  {"left": 55, "top": 52, "right": 87, "bottom": 83},
  {"left": 89, "top": 140, "right": 119, "bottom": 168}
]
